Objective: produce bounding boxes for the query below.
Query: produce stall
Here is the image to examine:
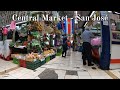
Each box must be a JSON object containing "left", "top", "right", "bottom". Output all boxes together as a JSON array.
[
  {"left": 10, "top": 21, "right": 57, "bottom": 70},
  {"left": 0, "top": 27, "right": 13, "bottom": 61}
]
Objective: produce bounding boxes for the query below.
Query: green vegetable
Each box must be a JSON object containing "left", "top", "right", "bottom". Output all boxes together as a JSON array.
[{"left": 9, "top": 42, "right": 15, "bottom": 47}]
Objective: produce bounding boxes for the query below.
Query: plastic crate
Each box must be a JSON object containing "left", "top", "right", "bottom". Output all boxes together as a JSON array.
[
  {"left": 41, "top": 59, "right": 46, "bottom": 65},
  {"left": 56, "top": 52, "right": 62, "bottom": 56},
  {"left": 45, "top": 56, "right": 50, "bottom": 63},
  {"left": 50, "top": 55, "right": 53, "bottom": 60},
  {"left": 19, "top": 59, "right": 26, "bottom": 68},
  {"left": 13, "top": 58, "right": 19, "bottom": 64},
  {"left": 57, "top": 48, "right": 62, "bottom": 53},
  {"left": 26, "top": 60, "right": 41, "bottom": 70},
  {"left": 52, "top": 54, "right": 56, "bottom": 59},
  {"left": 50, "top": 54, "right": 56, "bottom": 60}
]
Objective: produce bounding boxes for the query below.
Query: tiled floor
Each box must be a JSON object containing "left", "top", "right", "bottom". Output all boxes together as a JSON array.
[
  {"left": 0, "top": 59, "right": 18, "bottom": 74},
  {"left": 0, "top": 49, "right": 119, "bottom": 79}
]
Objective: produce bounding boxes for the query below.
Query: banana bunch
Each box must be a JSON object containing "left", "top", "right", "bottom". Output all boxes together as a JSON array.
[{"left": 33, "top": 21, "right": 43, "bottom": 31}]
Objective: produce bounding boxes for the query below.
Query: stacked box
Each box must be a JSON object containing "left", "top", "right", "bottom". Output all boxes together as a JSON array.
[
  {"left": 26, "top": 60, "right": 41, "bottom": 70},
  {"left": 13, "top": 58, "right": 19, "bottom": 65}
]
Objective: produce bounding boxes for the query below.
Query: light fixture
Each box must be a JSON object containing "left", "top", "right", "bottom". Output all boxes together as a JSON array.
[
  {"left": 90, "top": 11, "right": 96, "bottom": 18},
  {"left": 114, "top": 12, "right": 120, "bottom": 14},
  {"left": 84, "top": 22, "right": 88, "bottom": 27},
  {"left": 108, "top": 11, "right": 112, "bottom": 13}
]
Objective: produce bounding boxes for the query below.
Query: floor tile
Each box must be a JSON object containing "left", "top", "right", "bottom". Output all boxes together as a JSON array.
[
  {"left": 65, "top": 75, "right": 79, "bottom": 79},
  {"left": 78, "top": 76, "right": 92, "bottom": 79},
  {"left": 91, "top": 76, "right": 106, "bottom": 79},
  {"left": 34, "top": 76, "right": 40, "bottom": 79},
  {"left": 0, "top": 67, "right": 5, "bottom": 72},
  {"left": 2, "top": 75, "right": 17, "bottom": 79},
  {"left": 78, "top": 71, "right": 90, "bottom": 76},
  {"left": 19, "top": 73, "right": 35, "bottom": 79},
  {"left": 0, "top": 50, "right": 115, "bottom": 79}
]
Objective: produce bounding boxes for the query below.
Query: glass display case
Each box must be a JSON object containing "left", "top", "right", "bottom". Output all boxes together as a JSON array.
[{"left": 110, "top": 18, "right": 120, "bottom": 43}]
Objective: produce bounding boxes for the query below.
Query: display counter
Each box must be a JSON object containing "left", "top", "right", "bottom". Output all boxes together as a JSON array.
[
  {"left": 10, "top": 46, "right": 27, "bottom": 54},
  {"left": 0, "top": 40, "right": 12, "bottom": 60},
  {"left": 111, "top": 31, "right": 120, "bottom": 63}
]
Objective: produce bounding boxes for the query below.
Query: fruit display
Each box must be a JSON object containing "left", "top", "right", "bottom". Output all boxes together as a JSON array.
[
  {"left": 43, "top": 49, "right": 55, "bottom": 56},
  {"left": 44, "top": 25, "right": 54, "bottom": 34},
  {"left": 11, "top": 54, "right": 26, "bottom": 60},
  {"left": 25, "top": 52, "right": 45, "bottom": 62},
  {"left": 30, "top": 21, "right": 43, "bottom": 31}
]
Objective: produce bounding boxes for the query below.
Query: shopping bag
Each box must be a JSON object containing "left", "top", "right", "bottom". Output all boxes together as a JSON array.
[{"left": 91, "top": 37, "right": 101, "bottom": 46}]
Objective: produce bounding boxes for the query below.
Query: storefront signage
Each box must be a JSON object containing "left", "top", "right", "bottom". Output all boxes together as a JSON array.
[{"left": 100, "top": 11, "right": 109, "bottom": 26}]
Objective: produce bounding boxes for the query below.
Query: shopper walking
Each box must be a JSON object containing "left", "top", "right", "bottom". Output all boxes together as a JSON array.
[
  {"left": 67, "top": 40, "right": 71, "bottom": 49},
  {"left": 81, "top": 27, "right": 94, "bottom": 66},
  {"left": 67, "top": 40, "right": 71, "bottom": 56},
  {"left": 62, "top": 41, "right": 68, "bottom": 57},
  {"left": 62, "top": 36, "right": 68, "bottom": 58}
]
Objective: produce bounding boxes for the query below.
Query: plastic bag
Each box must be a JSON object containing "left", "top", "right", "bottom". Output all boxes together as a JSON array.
[{"left": 91, "top": 37, "right": 101, "bottom": 46}]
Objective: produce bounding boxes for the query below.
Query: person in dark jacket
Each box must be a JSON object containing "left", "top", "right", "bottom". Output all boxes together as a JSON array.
[
  {"left": 63, "top": 34, "right": 67, "bottom": 44},
  {"left": 62, "top": 40, "right": 68, "bottom": 58}
]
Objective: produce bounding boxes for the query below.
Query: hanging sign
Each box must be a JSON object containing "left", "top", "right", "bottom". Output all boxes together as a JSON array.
[
  {"left": 64, "top": 18, "right": 74, "bottom": 34},
  {"left": 100, "top": 11, "right": 109, "bottom": 26}
]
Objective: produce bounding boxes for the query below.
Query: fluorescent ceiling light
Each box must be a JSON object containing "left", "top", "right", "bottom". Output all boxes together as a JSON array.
[
  {"left": 108, "top": 11, "right": 112, "bottom": 13},
  {"left": 5, "top": 21, "right": 27, "bottom": 27},
  {"left": 114, "top": 12, "right": 120, "bottom": 14},
  {"left": 84, "top": 22, "right": 88, "bottom": 27},
  {"left": 90, "top": 11, "right": 96, "bottom": 18}
]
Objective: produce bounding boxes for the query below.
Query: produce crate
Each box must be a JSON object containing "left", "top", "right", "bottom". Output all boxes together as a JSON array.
[
  {"left": 13, "top": 58, "right": 19, "bottom": 65},
  {"left": 56, "top": 48, "right": 62, "bottom": 56},
  {"left": 26, "top": 60, "right": 41, "bottom": 70},
  {"left": 19, "top": 59, "right": 26, "bottom": 68},
  {"left": 56, "top": 52, "right": 62, "bottom": 56},
  {"left": 50, "top": 55, "right": 53, "bottom": 60},
  {"left": 45, "top": 56, "right": 50, "bottom": 63},
  {"left": 57, "top": 48, "right": 62, "bottom": 53},
  {"left": 50, "top": 54, "right": 56, "bottom": 60},
  {"left": 52, "top": 54, "right": 56, "bottom": 59},
  {"left": 41, "top": 58, "right": 46, "bottom": 65}
]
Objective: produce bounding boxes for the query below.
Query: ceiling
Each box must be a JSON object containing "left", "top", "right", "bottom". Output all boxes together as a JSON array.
[{"left": 58, "top": 11, "right": 92, "bottom": 28}]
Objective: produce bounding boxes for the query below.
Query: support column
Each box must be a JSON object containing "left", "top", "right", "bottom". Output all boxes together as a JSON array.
[{"left": 100, "top": 11, "right": 111, "bottom": 70}]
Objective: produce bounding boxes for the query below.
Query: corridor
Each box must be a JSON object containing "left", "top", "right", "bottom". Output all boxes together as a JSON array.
[{"left": 0, "top": 50, "right": 116, "bottom": 79}]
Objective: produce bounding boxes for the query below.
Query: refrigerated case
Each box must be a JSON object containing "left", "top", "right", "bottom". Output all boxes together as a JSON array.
[{"left": 109, "top": 13, "right": 120, "bottom": 63}]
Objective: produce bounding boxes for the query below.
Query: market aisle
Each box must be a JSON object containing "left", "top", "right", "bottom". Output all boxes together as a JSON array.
[
  {"left": 0, "top": 59, "right": 18, "bottom": 75},
  {"left": 0, "top": 50, "right": 113, "bottom": 79}
]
